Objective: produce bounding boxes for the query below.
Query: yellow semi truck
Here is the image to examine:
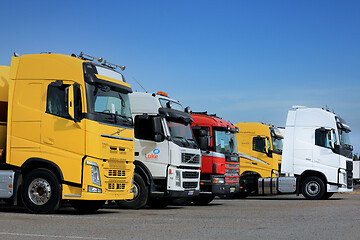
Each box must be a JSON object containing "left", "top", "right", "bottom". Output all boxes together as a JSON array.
[
  {"left": 0, "top": 53, "right": 134, "bottom": 213},
  {"left": 235, "top": 122, "right": 283, "bottom": 197}
]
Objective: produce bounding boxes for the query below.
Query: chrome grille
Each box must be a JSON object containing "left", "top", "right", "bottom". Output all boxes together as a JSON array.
[
  {"left": 181, "top": 153, "right": 200, "bottom": 164},
  {"left": 225, "top": 163, "right": 239, "bottom": 168},
  {"left": 226, "top": 168, "right": 239, "bottom": 175}
]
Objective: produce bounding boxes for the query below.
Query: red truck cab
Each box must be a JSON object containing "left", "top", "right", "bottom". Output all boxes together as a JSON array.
[{"left": 190, "top": 112, "right": 240, "bottom": 204}]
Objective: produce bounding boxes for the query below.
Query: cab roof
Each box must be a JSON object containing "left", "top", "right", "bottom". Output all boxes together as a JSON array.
[{"left": 191, "top": 112, "right": 237, "bottom": 130}]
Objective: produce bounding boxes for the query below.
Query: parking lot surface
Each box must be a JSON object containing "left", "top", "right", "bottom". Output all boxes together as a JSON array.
[{"left": 1, "top": 193, "right": 360, "bottom": 240}]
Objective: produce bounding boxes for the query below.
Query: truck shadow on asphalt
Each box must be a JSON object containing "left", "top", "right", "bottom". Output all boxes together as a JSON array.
[{"left": 240, "top": 197, "right": 344, "bottom": 201}]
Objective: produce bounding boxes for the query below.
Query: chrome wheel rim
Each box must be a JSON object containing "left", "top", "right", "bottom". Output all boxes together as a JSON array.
[
  {"left": 28, "top": 178, "right": 51, "bottom": 205},
  {"left": 306, "top": 181, "right": 320, "bottom": 196}
]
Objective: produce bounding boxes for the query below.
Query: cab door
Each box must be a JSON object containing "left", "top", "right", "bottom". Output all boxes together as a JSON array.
[
  {"left": 313, "top": 128, "right": 339, "bottom": 183},
  {"left": 41, "top": 80, "right": 86, "bottom": 184}
]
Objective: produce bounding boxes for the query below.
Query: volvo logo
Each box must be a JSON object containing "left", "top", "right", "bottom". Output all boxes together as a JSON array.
[{"left": 110, "top": 128, "right": 126, "bottom": 136}]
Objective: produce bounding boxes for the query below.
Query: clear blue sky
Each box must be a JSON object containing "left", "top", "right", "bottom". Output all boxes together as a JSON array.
[{"left": 1, "top": 0, "right": 359, "bottom": 154}]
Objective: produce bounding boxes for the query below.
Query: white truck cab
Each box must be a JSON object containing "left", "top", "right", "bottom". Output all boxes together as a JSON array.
[
  {"left": 117, "top": 92, "right": 201, "bottom": 208},
  {"left": 258, "top": 106, "right": 353, "bottom": 199}
]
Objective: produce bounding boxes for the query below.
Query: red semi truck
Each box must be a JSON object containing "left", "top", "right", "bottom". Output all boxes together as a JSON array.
[{"left": 189, "top": 112, "right": 240, "bottom": 204}]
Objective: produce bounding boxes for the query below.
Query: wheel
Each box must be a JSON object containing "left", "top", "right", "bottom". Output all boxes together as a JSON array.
[
  {"left": 147, "top": 197, "right": 169, "bottom": 209},
  {"left": 71, "top": 200, "right": 105, "bottom": 213},
  {"left": 117, "top": 173, "right": 148, "bottom": 209},
  {"left": 21, "top": 168, "right": 62, "bottom": 214},
  {"left": 321, "top": 192, "right": 334, "bottom": 200},
  {"left": 192, "top": 195, "right": 215, "bottom": 205},
  {"left": 171, "top": 197, "right": 193, "bottom": 206},
  {"left": 302, "top": 176, "right": 326, "bottom": 200}
]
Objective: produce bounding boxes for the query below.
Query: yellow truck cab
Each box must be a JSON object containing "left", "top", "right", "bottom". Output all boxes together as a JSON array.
[
  {"left": 0, "top": 53, "right": 134, "bottom": 213},
  {"left": 235, "top": 122, "right": 283, "bottom": 196}
]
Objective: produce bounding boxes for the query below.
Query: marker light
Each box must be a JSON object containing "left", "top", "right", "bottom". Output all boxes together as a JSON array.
[{"left": 157, "top": 91, "right": 168, "bottom": 97}]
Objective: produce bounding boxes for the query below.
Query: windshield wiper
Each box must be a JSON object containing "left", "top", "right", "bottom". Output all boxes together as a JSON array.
[
  {"left": 94, "top": 111, "right": 117, "bottom": 123},
  {"left": 172, "top": 136, "right": 191, "bottom": 146}
]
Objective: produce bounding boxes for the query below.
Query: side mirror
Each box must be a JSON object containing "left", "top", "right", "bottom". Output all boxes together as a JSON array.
[
  {"left": 328, "top": 130, "right": 335, "bottom": 149},
  {"left": 199, "top": 129, "right": 207, "bottom": 137},
  {"left": 66, "top": 85, "right": 75, "bottom": 120},
  {"left": 198, "top": 136, "right": 209, "bottom": 151},
  {"left": 151, "top": 116, "right": 164, "bottom": 142}
]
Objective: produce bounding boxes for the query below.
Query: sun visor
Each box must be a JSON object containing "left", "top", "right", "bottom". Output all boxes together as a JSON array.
[{"left": 158, "top": 108, "right": 193, "bottom": 124}]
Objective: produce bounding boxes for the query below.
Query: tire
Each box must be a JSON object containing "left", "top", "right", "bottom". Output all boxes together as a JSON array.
[
  {"left": 117, "top": 173, "right": 148, "bottom": 209},
  {"left": 147, "top": 197, "right": 169, "bottom": 209},
  {"left": 321, "top": 192, "right": 334, "bottom": 200},
  {"left": 171, "top": 197, "right": 193, "bottom": 206},
  {"left": 192, "top": 195, "right": 215, "bottom": 205},
  {"left": 21, "top": 168, "right": 62, "bottom": 214},
  {"left": 302, "top": 176, "right": 326, "bottom": 200},
  {"left": 71, "top": 200, "right": 105, "bottom": 213}
]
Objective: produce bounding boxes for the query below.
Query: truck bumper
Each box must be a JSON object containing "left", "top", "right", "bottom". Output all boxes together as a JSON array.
[
  {"left": 150, "top": 189, "right": 200, "bottom": 198},
  {"left": 199, "top": 175, "right": 239, "bottom": 196},
  {"left": 327, "top": 184, "right": 353, "bottom": 193}
]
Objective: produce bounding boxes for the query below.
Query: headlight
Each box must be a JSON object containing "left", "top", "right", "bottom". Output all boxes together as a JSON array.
[
  {"left": 88, "top": 186, "right": 102, "bottom": 193},
  {"left": 86, "top": 161, "right": 101, "bottom": 187},
  {"left": 176, "top": 170, "right": 181, "bottom": 187},
  {"left": 213, "top": 177, "right": 225, "bottom": 184},
  {"left": 339, "top": 169, "right": 347, "bottom": 188}
]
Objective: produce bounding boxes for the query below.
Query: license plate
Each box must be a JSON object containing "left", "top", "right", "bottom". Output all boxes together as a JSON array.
[
  {"left": 188, "top": 190, "right": 194, "bottom": 195},
  {"left": 230, "top": 187, "right": 235, "bottom": 193}
]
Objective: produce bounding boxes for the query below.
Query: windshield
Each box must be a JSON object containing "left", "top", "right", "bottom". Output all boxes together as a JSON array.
[
  {"left": 338, "top": 129, "right": 352, "bottom": 147},
  {"left": 214, "top": 130, "right": 238, "bottom": 154},
  {"left": 159, "top": 99, "right": 184, "bottom": 111},
  {"left": 272, "top": 137, "right": 283, "bottom": 155},
  {"left": 86, "top": 82, "right": 132, "bottom": 126},
  {"left": 167, "top": 121, "right": 197, "bottom": 148}
]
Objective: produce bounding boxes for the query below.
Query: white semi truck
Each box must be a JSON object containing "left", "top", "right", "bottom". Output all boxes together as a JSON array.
[
  {"left": 257, "top": 106, "right": 353, "bottom": 199},
  {"left": 117, "top": 92, "right": 202, "bottom": 208}
]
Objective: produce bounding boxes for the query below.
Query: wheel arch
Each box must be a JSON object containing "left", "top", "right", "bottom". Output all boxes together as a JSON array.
[
  {"left": 21, "top": 158, "right": 64, "bottom": 183},
  {"left": 299, "top": 170, "right": 328, "bottom": 193},
  {"left": 134, "top": 160, "right": 152, "bottom": 186}
]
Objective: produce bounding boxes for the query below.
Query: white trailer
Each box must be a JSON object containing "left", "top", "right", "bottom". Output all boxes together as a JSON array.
[
  {"left": 117, "top": 92, "right": 201, "bottom": 208},
  {"left": 258, "top": 106, "right": 353, "bottom": 199}
]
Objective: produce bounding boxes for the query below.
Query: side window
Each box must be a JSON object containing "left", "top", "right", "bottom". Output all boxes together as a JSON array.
[
  {"left": 46, "top": 83, "right": 70, "bottom": 119},
  {"left": 253, "top": 137, "right": 266, "bottom": 153},
  {"left": 315, "top": 128, "right": 331, "bottom": 148},
  {"left": 134, "top": 115, "right": 162, "bottom": 141}
]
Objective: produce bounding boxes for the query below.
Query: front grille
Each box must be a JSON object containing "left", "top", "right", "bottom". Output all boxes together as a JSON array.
[
  {"left": 226, "top": 168, "right": 239, "bottom": 175},
  {"left": 225, "top": 163, "right": 239, "bottom": 168},
  {"left": 226, "top": 155, "right": 240, "bottom": 162},
  {"left": 346, "top": 160, "right": 353, "bottom": 171},
  {"left": 347, "top": 170, "right": 353, "bottom": 189},
  {"left": 182, "top": 172, "right": 199, "bottom": 179},
  {"left": 108, "top": 169, "right": 126, "bottom": 177},
  {"left": 181, "top": 153, "right": 200, "bottom": 164},
  {"left": 107, "top": 182, "right": 126, "bottom": 190},
  {"left": 183, "top": 182, "right": 198, "bottom": 188}
]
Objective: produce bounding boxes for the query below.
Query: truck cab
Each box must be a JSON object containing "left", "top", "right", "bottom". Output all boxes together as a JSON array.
[
  {"left": 117, "top": 91, "right": 201, "bottom": 209},
  {"left": 190, "top": 112, "right": 240, "bottom": 204},
  {"left": 236, "top": 122, "right": 283, "bottom": 196},
  {"left": 280, "top": 106, "right": 353, "bottom": 198},
  {"left": 0, "top": 53, "right": 135, "bottom": 213}
]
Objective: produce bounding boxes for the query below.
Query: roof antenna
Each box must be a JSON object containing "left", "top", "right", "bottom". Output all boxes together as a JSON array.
[{"left": 132, "top": 77, "right": 147, "bottom": 92}]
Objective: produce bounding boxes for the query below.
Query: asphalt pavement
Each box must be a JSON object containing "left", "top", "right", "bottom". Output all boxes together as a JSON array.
[{"left": 0, "top": 193, "right": 360, "bottom": 240}]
